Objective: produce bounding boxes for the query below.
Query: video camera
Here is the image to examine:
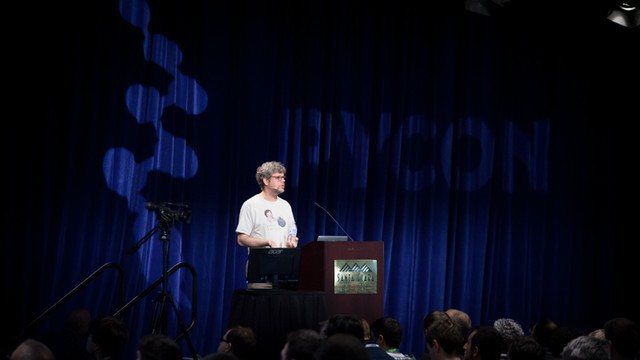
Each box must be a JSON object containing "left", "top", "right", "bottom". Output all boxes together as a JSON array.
[{"left": 145, "top": 202, "right": 192, "bottom": 225}]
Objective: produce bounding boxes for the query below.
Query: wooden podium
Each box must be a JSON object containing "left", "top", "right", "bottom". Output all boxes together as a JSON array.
[{"left": 298, "top": 241, "right": 384, "bottom": 323}]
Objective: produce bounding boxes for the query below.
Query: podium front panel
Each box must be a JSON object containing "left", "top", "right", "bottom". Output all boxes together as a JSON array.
[{"left": 298, "top": 241, "right": 384, "bottom": 323}]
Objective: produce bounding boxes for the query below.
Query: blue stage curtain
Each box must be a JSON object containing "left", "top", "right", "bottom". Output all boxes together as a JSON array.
[{"left": 4, "top": 0, "right": 633, "bottom": 359}]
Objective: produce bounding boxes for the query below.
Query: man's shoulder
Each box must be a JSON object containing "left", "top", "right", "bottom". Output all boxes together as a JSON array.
[
  {"left": 245, "top": 193, "right": 262, "bottom": 202},
  {"left": 241, "top": 194, "right": 268, "bottom": 208},
  {"left": 365, "top": 344, "right": 394, "bottom": 359},
  {"left": 389, "top": 352, "right": 416, "bottom": 360}
]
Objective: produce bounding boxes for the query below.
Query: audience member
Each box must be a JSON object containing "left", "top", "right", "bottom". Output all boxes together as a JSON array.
[
  {"left": 508, "top": 336, "right": 546, "bottom": 360},
  {"left": 371, "top": 316, "right": 416, "bottom": 360},
  {"left": 323, "top": 313, "right": 393, "bottom": 359},
  {"left": 548, "top": 327, "right": 585, "bottom": 359},
  {"left": 41, "top": 307, "right": 93, "bottom": 360},
  {"left": 446, "top": 309, "right": 472, "bottom": 337},
  {"left": 86, "top": 316, "right": 128, "bottom": 360},
  {"left": 421, "top": 310, "right": 453, "bottom": 360},
  {"left": 136, "top": 334, "right": 182, "bottom": 360},
  {"left": 493, "top": 318, "right": 525, "bottom": 358},
  {"left": 463, "top": 325, "right": 505, "bottom": 360},
  {"left": 587, "top": 329, "right": 605, "bottom": 340},
  {"left": 363, "top": 318, "right": 373, "bottom": 341},
  {"left": 280, "top": 328, "right": 324, "bottom": 360},
  {"left": 603, "top": 317, "right": 640, "bottom": 360},
  {"left": 218, "top": 325, "right": 257, "bottom": 360},
  {"left": 530, "top": 318, "right": 558, "bottom": 357},
  {"left": 425, "top": 311, "right": 452, "bottom": 334},
  {"left": 324, "top": 314, "right": 365, "bottom": 339},
  {"left": 314, "top": 333, "right": 369, "bottom": 360},
  {"left": 560, "top": 335, "right": 608, "bottom": 360},
  {"left": 203, "top": 353, "right": 240, "bottom": 360},
  {"left": 10, "top": 339, "right": 55, "bottom": 360},
  {"left": 424, "top": 317, "right": 466, "bottom": 360}
]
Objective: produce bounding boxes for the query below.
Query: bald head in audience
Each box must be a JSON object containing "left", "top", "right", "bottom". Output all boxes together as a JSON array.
[
  {"left": 446, "top": 309, "right": 472, "bottom": 335},
  {"left": 10, "top": 339, "right": 55, "bottom": 360}
]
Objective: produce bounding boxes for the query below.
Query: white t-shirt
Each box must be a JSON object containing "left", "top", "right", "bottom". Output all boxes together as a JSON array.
[{"left": 236, "top": 193, "right": 296, "bottom": 248}]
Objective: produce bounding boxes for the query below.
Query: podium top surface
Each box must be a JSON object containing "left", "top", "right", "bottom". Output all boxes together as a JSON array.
[
  {"left": 317, "top": 235, "right": 349, "bottom": 242},
  {"left": 233, "top": 288, "right": 326, "bottom": 296}
]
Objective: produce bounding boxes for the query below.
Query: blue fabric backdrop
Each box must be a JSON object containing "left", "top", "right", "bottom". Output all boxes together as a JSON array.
[{"left": 4, "top": 0, "right": 635, "bottom": 359}]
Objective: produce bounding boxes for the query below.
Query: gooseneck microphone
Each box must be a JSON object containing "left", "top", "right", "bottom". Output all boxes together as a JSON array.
[{"left": 314, "top": 202, "right": 355, "bottom": 241}]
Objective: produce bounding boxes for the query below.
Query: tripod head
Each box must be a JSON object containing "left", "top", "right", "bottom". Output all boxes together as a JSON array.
[
  {"left": 125, "top": 202, "right": 192, "bottom": 252},
  {"left": 146, "top": 202, "right": 192, "bottom": 229}
]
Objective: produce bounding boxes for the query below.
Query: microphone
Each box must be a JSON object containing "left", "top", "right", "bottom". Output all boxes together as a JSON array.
[{"left": 314, "top": 202, "right": 355, "bottom": 241}]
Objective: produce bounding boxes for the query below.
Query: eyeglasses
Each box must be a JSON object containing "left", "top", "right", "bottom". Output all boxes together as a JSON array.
[{"left": 270, "top": 175, "right": 286, "bottom": 181}]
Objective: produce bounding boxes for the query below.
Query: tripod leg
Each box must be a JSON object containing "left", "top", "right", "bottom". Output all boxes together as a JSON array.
[
  {"left": 151, "top": 235, "right": 171, "bottom": 335},
  {"left": 150, "top": 293, "right": 168, "bottom": 334},
  {"left": 165, "top": 293, "right": 200, "bottom": 359}
]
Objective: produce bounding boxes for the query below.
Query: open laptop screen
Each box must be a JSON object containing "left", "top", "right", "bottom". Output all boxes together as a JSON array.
[{"left": 247, "top": 248, "right": 300, "bottom": 289}]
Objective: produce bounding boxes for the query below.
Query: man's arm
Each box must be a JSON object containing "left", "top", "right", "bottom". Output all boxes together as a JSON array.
[{"left": 237, "top": 233, "right": 277, "bottom": 248}]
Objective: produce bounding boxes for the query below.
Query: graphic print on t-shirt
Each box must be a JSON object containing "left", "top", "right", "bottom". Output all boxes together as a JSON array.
[{"left": 264, "top": 208, "right": 287, "bottom": 246}]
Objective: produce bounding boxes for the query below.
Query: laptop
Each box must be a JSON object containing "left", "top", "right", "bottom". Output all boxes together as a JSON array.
[{"left": 316, "top": 235, "right": 349, "bottom": 242}]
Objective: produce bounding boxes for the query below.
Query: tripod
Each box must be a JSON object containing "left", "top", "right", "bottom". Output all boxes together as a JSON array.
[
  {"left": 128, "top": 203, "right": 198, "bottom": 358},
  {"left": 150, "top": 220, "right": 176, "bottom": 335}
]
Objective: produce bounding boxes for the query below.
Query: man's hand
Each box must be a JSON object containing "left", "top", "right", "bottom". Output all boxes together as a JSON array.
[{"left": 286, "top": 236, "right": 298, "bottom": 248}]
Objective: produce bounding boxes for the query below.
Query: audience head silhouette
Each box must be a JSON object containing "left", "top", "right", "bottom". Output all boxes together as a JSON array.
[
  {"left": 604, "top": 317, "right": 640, "bottom": 360},
  {"left": 323, "top": 313, "right": 365, "bottom": 340},
  {"left": 322, "top": 313, "right": 395, "bottom": 360},
  {"left": 86, "top": 316, "right": 128, "bottom": 360},
  {"left": 65, "top": 308, "right": 92, "bottom": 337},
  {"left": 424, "top": 311, "right": 451, "bottom": 333},
  {"left": 136, "top": 334, "right": 181, "bottom": 360},
  {"left": 40, "top": 307, "right": 92, "bottom": 360},
  {"left": 421, "top": 310, "right": 454, "bottom": 360},
  {"left": 464, "top": 325, "right": 505, "bottom": 360},
  {"left": 371, "top": 316, "right": 404, "bottom": 350},
  {"left": 446, "top": 309, "right": 473, "bottom": 337},
  {"left": 314, "top": 333, "right": 369, "bottom": 360},
  {"left": 425, "top": 317, "right": 466, "bottom": 360},
  {"left": 494, "top": 318, "right": 525, "bottom": 354},
  {"left": 548, "top": 327, "right": 585, "bottom": 358},
  {"left": 10, "top": 339, "right": 55, "bottom": 360},
  {"left": 202, "top": 353, "right": 240, "bottom": 360},
  {"left": 530, "top": 318, "right": 558, "bottom": 351},
  {"left": 508, "top": 336, "right": 545, "bottom": 360},
  {"left": 588, "top": 329, "right": 605, "bottom": 340},
  {"left": 560, "top": 335, "right": 608, "bottom": 360},
  {"left": 218, "top": 325, "right": 257, "bottom": 360},
  {"left": 280, "top": 328, "right": 323, "bottom": 360},
  {"left": 362, "top": 318, "right": 372, "bottom": 341}
]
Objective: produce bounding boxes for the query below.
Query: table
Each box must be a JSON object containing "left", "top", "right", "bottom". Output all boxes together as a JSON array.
[{"left": 227, "top": 289, "right": 328, "bottom": 360}]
